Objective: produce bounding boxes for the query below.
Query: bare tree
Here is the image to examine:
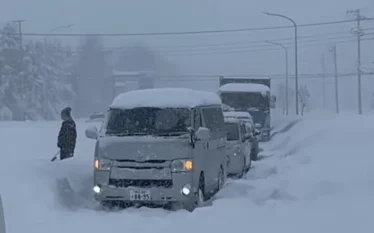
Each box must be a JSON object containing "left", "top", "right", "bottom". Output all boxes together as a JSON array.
[{"left": 298, "top": 85, "right": 310, "bottom": 115}]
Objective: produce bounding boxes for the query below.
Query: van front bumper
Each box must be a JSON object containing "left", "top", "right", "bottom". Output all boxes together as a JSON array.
[{"left": 93, "top": 172, "right": 195, "bottom": 204}]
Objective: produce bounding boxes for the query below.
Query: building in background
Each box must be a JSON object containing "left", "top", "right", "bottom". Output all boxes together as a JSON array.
[{"left": 110, "top": 70, "right": 154, "bottom": 99}]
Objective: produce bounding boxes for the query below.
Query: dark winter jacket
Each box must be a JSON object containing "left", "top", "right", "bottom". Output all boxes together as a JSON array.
[{"left": 58, "top": 118, "right": 77, "bottom": 154}]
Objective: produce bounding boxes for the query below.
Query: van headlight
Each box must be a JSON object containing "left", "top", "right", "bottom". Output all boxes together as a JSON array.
[
  {"left": 171, "top": 159, "right": 193, "bottom": 172},
  {"left": 94, "top": 158, "right": 112, "bottom": 171}
]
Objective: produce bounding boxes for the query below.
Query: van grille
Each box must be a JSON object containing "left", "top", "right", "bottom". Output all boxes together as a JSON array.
[
  {"left": 115, "top": 159, "right": 167, "bottom": 163},
  {"left": 109, "top": 179, "right": 173, "bottom": 188}
]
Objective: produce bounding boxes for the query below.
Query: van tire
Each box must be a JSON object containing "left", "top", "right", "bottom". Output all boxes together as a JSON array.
[
  {"left": 217, "top": 166, "right": 225, "bottom": 191},
  {"left": 237, "top": 157, "right": 247, "bottom": 178},
  {"left": 251, "top": 148, "right": 259, "bottom": 161},
  {"left": 184, "top": 175, "right": 205, "bottom": 212},
  {"left": 99, "top": 201, "right": 116, "bottom": 210},
  {"left": 246, "top": 155, "right": 252, "bottom": 172}
]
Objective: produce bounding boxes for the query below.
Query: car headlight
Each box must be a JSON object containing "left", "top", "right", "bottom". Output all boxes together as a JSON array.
[
  {"left": 94, "top": 158, "right": 112, "bottom": 171},
  {"left": 171, "top": 159, "right": 193, "bottom": 172}
]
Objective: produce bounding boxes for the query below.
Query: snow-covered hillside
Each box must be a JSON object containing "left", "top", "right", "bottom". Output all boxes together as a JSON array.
[{"left": 1, "top": 114, "right": 373, "bottom": 233}]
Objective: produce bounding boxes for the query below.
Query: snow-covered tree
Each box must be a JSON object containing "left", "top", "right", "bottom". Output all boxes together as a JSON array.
[
  {"left": 72, "top": 36, "right": 110, "bottom": 117},
  {"left": 0, "top": 23, "right": 26, "bottom": 120},
  {"left": 298, "top": 85, "right": 310, "bottom": 115},
  {"left": 25, "top": 41, "right": 75, "bottom": 120},
  {"left": 0, "top": 23, "right": 74, "bottom": 120}
]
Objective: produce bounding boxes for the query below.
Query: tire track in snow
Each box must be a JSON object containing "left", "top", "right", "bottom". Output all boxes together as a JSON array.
[
  {"left": 269, "top": 119, "right": 303, "bottom": 140},
  {"left": 55, "top": 177, "right": 97, "bottom": 211},
  {"left": 258, "top": 119, "right": 302, "bottom": 161}
]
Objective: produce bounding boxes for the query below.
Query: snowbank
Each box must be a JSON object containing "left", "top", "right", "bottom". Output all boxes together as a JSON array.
[
  {"left": 247, "top": 115, "right": 374, "bottom": 232},
  {"left": 111, "top": 88, "right": 221, "bottom": 109}
]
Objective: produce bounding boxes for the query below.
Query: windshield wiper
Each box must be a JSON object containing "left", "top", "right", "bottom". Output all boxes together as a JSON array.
[
  {"left": 153, "top": 131, "right": 187, "bottom": 136},
  {"left": 107, "top": 132, "right": 149, "bottom": 137}
]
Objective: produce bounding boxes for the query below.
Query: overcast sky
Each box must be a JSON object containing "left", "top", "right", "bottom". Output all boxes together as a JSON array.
[{"left": 1, "top": 0, "right": 374, "bottom": 112}]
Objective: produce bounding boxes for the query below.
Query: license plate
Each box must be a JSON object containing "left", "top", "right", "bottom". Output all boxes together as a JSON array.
[{"left": 129, "top": 189, "right": 151, "bottom": 201}]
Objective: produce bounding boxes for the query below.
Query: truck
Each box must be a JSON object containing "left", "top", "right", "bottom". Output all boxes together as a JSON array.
[{"left": 218, "top": 76, "right": 276, "bottom": 141}]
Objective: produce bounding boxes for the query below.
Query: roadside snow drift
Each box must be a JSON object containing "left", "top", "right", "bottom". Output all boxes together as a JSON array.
[{"left": 1, "top": 114, "right": 374, "bottom": 233}]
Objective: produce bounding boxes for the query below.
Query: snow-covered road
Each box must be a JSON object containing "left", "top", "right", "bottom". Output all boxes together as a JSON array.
[{"left": 1, "top": 113, "right": 374, "bottom": 233}]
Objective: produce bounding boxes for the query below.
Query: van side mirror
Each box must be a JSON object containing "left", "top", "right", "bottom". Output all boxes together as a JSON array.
[
  {"left": 85, "top": 126, "right": 98, "bottom": 139},
  {"left": 242, "top": 134, "right": 252, "bottom": 142},
  {"left": 254, "top": 129, "right": 261, "bottom": 136},
  {"left": 195, "top": 127, "right": 211, "bottom": 141}
]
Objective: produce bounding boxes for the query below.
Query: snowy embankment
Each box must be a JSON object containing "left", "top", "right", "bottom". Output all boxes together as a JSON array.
[{"left": 1, "top": 114, "right": 374, "bottom": 233}]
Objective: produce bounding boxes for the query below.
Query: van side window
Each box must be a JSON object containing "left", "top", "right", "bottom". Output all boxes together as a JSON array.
[
  {"left": 240, "top": 124, "right": 246, "bottom": 137},
  {"left": 202, "top": 107, "right": 225, "bottom": 137},
  {"left": 194, "top": 109, "right": 202, "bottom": 131}
]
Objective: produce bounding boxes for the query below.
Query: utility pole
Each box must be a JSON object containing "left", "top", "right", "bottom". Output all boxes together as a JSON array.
[
  {"left": 265, "top": 40, "right": 289, "bottom": 115},
  {"left": 321, "top": 54, "right": 327, "bottom": 109},
  {"left": 12, "top": 20, "right": 26, "bottom": 120},
  {"left": 263, "top": 12, "right": 299, "bottom": 115},
  {"left": 12, "top": 20, "right": 25, "bottom": 49},
  {"left": 330, "top": 45, "right": 340, "bottom": 114},
  {"left": 347, "top": 9, "right": 365, "bottom": 115}
]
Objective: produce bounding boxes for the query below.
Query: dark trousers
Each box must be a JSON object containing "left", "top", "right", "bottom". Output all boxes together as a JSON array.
[{"left": 60, "top": 150, "right": 74, "bottom": 160}]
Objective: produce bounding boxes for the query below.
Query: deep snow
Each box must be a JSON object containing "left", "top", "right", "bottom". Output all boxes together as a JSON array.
[{"left": 1, "top": 113, "right": 374, "bottom": 233}]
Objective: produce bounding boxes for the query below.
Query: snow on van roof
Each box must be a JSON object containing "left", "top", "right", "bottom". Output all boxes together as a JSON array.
[
  {"left": 110, "top": 88, "right": 222, "bottom": 109},
  {"left": 224, "top": 117, "right": 241, "bottom": 124},
  {"left": 223, "top": 111, "right": 252, "bottom": 119},
  {"left": 221, "top": 76, "right": 270, "bottom": 80},
  {"left": 219, "top": 83, "right": 270, "bottom": 94},
  {"left": 112, "top": 70, "right": 148, "bottom": 76}
]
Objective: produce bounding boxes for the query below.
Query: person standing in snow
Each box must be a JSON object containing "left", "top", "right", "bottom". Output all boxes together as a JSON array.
[{"left": 57, "top": 107, "right": 77, "bottom": 160}]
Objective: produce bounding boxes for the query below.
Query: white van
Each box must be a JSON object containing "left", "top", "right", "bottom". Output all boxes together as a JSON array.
[{"left": 85, "top": 88, "right": 227, "bottom": 212}]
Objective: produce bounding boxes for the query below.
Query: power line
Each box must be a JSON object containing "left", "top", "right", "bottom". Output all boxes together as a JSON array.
[
  {"left": 102, "top": 33, "right": 374, "bottom": 54},
  {"left": 100, "top": 72, "right": 374, "bottom": 82},
  {"left": 69, "top": 35, "right": 374, "bottom": 57},
  {"left": 142, "top": 37, "right": 374, "bottom": 56},
  {"left": 101, "top": 29, "right": 374, "bottom": 50},
  {"left": 68, "top": 28, "right": 374, "bottom": 55},
  {"left": 80, "top": 28, "right": 373, "bottom": 52},
  {"left": 9, "top": 18, "right": 374, "bottom": 37}
]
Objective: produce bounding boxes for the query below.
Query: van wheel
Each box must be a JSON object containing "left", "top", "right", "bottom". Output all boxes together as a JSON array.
[
  {"left": 184, "top": 176, "right": 205, "bottom": 212},
  {"left": 246, "top": 155, "right": 252, "bottom": 172},
  {"left": 237, "top": 156, "right": 247, "bottom": 178},
  {"left": 99, "top": 201, "right": 117, "bottom": 210},
  {"left": 217, "top": 166, "right": 225, "bottom": 191}
]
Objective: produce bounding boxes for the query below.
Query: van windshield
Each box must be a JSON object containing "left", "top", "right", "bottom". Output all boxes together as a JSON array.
[
  {"left": 225, "top": 122, "right": 239, "bottom": 141},
  {"left": 106, "top": 107, "right": 191, "bottom": 136}
]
